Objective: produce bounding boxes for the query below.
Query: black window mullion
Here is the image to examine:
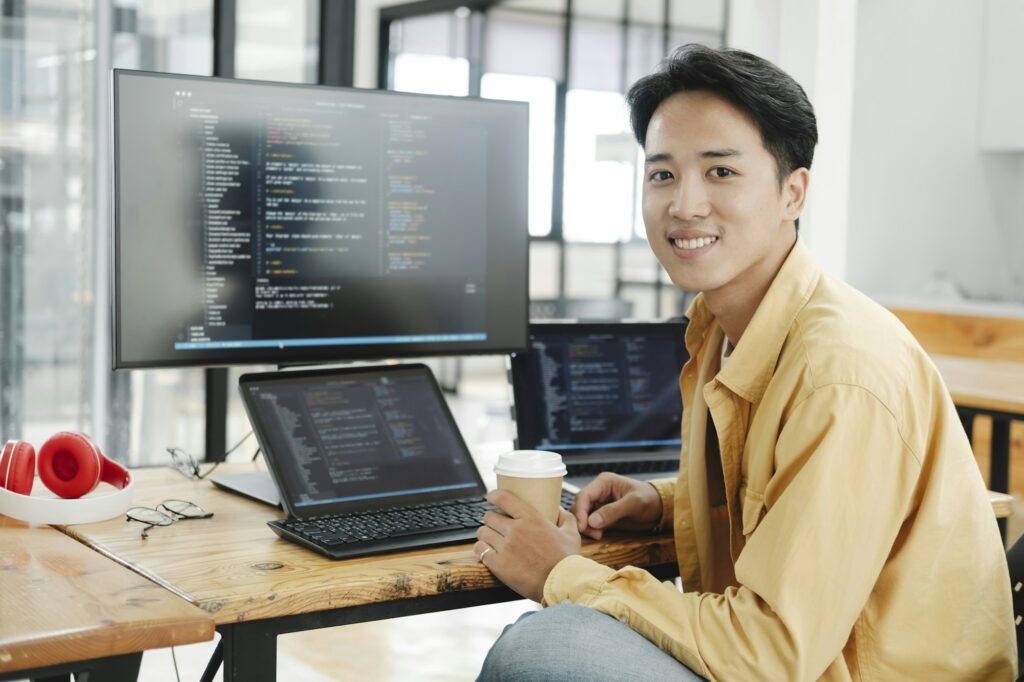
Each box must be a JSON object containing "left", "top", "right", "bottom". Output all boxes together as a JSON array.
[
  {"left": 552, "top": 0, "right": 573, "bottom": 299},
  {"left": 661, "top": 0, "right": 670, "bottom": 54},
  {"left": 467, "top": 8, "right": 486, "bottom": 98},
  {"left": 615, "top": 0, "right": 632, "bottom": 298},
  {"left": 319, "top": 0, "right": 356, "bottom": 87},
  {"left": 377, "top": 15, "right": 392, "bottom": 89},
  {"left": 213, "top": 0, "right": 235, "bottom": 78}
]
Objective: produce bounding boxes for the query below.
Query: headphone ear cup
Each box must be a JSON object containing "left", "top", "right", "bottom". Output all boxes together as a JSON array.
[
  {"left": 37, "top": 432, "right": 101, "bottom": 499},
  {"left": 1, "top": 440, "right": 36, "bottom": 495}
]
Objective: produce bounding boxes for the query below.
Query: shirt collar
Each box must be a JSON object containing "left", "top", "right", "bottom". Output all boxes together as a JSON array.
[{"left": 684, "top": 239, "right": 821, "bottom": 404}]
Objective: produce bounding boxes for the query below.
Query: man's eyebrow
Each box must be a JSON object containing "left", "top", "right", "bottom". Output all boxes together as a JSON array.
[
  {"left": 644, "top": 152, "right": 672, "bottom": 165},
  {"left": 700, "top": 148, "right": 741, "bottom": 159},
  {"left": 644, "top": 149, "right": 742, "bottom": 164}
]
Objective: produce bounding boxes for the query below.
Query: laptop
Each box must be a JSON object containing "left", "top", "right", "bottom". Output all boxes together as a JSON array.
[
  {"left": 238, "top": 363, "right": 490, "bottom": 560},
  {"left": 509, "top": 320, "right": 689, "bottom": 491}
]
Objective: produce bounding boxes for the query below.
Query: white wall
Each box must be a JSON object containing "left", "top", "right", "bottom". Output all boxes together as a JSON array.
[
  {"left": 728, "top": 0, "right": 857, "bottom": 281},
  {"left": 846, "top": 0, "right": 1024, "bottom": 303}
]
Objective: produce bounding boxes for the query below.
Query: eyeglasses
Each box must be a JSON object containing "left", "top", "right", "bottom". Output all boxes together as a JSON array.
[
  {"left": 166, "top": 447, "right": 220, "bottom": 481},
  {"left": 165, "top": 432, "right": 256, "bottom": 480},
  {"left": 126, "top": 499, "right": 214, "bottom": 539}
]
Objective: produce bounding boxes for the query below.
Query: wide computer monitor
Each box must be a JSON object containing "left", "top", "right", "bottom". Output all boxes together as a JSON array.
[{"left": 112, "top": 70, "right": 528, "bottom": 369}]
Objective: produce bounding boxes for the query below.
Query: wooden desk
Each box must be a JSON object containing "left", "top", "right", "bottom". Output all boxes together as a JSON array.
[
  {"left": 932, "top": 355, "right": 1024, "bottom": 539},
  {"left": 59, "top": 463, "right": 678, "bottom": 682},
  {"left": 932, "top": 355, "right": 1024, "bottom": 417},
  {"left": 0, "top": 518, "right": 213, "bottom": 681}
]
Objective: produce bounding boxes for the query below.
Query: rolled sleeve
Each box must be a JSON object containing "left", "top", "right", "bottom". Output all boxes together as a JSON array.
[
  {"left": 648, "top": 477, "right": 676, "bottom": 531},
  {"left": 542, "top": 554, "right": 616, "bottom": 606}
]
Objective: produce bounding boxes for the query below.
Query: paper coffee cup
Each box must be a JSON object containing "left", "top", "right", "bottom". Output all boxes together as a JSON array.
[{"left": 494, "top": 450, "right": 567, "bottom": 523}]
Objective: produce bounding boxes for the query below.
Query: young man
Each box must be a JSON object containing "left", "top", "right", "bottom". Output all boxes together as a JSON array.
[{"left": 474, "top": 44, "right": 1016, "bottom": 680}]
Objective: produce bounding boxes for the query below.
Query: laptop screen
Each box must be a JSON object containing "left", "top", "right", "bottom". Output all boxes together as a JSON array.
[
  {"left": 239, "top": 364, "right": 485, "bottom": 515},
  {"left": 510, "top": 321, "right": 688, "bottom": 453}
]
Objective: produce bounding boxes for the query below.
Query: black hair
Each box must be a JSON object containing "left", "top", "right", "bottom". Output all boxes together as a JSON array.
[{"left": 626, "top": 44, "right": 818, "bottom": 184}]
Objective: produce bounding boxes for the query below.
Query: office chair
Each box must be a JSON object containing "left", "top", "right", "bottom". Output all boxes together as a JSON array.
[{"left": 1008, "top": 532, "right": 1024, "bottom": 679}]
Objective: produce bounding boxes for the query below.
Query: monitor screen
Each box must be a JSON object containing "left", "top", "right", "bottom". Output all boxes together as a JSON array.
[
  {"left": 112, "top": 70, "right": 528, "bottom": 368},
  {"left": 239, "top": 364, "right": 485, "bottom": 514}
]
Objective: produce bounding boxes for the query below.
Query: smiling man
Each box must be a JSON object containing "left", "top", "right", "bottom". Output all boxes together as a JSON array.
[{"left": 475, "top": 45, "right": 1016, "bottom": 681}]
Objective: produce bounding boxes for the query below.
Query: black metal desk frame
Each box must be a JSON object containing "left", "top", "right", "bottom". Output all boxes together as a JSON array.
[{"left": 959, "top": 406, "right": 1023, "bottom": 541}]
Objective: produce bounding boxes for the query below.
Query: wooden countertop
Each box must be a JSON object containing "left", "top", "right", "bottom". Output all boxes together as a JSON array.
[
  {"left": 58, "top": 464, "right": 677, "bottom": 626},
  {"left": 931, "top": 355, "right": 1024, "bottom": 416},
  {"left": 0, "top": 518, "right": 214, "bottom": 674}
]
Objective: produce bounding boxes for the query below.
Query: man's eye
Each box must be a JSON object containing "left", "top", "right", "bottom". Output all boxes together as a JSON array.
[
  {"left": 648, "top": 170, "right": 673, "bottom": 182},
  {"left": 710, "top": 167, "right": 734, "bottom": 178}
]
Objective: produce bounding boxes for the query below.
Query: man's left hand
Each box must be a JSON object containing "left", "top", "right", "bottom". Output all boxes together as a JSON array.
[{"left": 474, "top": 489, "right": 582, "bottom": 602}]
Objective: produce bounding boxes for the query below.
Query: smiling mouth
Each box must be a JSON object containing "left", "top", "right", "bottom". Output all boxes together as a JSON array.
[{"left": 671, "top": 236, "right": 719, "bottom": 250}]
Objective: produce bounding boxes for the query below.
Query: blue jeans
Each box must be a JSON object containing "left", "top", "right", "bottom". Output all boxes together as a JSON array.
[{"left": 477, "top": 603, "right": 706, "bottom": 681}]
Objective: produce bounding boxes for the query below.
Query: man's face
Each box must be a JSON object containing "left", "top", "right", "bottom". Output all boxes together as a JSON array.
[{"left": 642, "top": 90, "right": 802, "bottom": 298}]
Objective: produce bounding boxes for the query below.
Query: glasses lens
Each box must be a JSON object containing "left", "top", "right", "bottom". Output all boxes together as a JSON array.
[
  {"left": 168, "top": 448, "right": 199, "bottom": 477},
  {"left": 127, "top": 507, "right": 174, "bottom": 525},
  {"left": 161, "top": 499, "right": 206, "bottom": 518}
]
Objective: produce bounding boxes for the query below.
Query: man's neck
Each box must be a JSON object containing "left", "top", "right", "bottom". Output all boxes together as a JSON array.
[{"left": 703, "top": 233, "right": 798, "bottom": 347}]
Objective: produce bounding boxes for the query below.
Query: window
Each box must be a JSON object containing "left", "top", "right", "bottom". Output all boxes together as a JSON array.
[
  {"left": 562, "top": 89, "right": 634, "bottom": 243},
  {"left": 481, "top": 73, "right": 555, "bottom": 237},
  {"left": 235, "top": 0, "right": 319, "bottom": 84}
]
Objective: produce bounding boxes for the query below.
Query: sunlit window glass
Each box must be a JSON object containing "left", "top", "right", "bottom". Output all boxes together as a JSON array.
[
  {"left": 481, "top": 72, "right": 555, "bottom": 237},
  {"left": 562, "top": 89, "right": 634, "bottom": 243},
  {"left": 393, "top": 53, "right": 470, "bottom": 96},
  {"left": 235, "top": 0, "right": 319, "bottom": 83}
]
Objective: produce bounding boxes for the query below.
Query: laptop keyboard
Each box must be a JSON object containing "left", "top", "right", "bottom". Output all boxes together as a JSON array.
[
  {"left": 280, "top": 497, "right": 492, "bottom": 547},
  {"left": 565, "top": 459, "right": 678, "bottom": 477},
  {"left": 278, "top": 492, "right": 590, "bottom": 558}
]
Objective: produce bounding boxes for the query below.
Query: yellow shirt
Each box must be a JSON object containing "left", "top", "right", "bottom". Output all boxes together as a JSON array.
[{"left": 543, "top": 240, "right": 1016, "bottom": 681}]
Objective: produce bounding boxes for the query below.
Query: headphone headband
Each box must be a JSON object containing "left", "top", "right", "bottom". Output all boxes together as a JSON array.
[{"left": 0, "top": 477, "right": 135, "bottom": 525}]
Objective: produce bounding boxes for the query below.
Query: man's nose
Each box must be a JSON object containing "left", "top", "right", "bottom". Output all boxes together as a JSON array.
[{"left": 668, "top": 176, "right": 711, "bottom": 220}]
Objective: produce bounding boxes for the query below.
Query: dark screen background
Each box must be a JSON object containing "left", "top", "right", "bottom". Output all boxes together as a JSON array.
[{"left": 513, "top": 322, "right": 688, "bottom": 451}]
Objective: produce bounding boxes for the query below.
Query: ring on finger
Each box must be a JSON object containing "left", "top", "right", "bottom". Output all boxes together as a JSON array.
[{"left": 479, "top": 545, "right": 494, "bottom": 562}]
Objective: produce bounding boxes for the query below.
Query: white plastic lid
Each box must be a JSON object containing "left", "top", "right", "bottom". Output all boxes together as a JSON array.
[{"left": 494, "top": 450, "right": 567, "bottom": 478}]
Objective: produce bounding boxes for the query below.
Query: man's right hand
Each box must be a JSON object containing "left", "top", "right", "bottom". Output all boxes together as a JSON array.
[{"left": 570, "top": 472, "right": 664, "bottom": 540}]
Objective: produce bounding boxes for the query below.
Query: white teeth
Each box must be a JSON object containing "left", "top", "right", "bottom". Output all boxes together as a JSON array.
[{"left": 673, "top": 236, "right": 718, "bottom": 250}]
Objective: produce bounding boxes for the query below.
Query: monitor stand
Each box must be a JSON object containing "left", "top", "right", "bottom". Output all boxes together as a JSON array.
[
  {"left": 208, "top": 471, "right": 280, "bottom": 508},
  {"left": 204, "top": 368, "right": 280, "bottom": 507}
]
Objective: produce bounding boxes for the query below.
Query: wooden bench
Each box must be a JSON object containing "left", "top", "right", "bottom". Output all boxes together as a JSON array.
[{"left": 0, "top": 517, "right": 214, "bottom": 680}]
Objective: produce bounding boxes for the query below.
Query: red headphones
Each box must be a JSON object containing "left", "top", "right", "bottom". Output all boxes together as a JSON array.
[{"left": 0, "top": 432, "right": 134, "bottom": 525}]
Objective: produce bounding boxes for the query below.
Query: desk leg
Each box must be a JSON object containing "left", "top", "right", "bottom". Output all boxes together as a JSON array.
[
  {"left": 220, "top": 621, "right": 277, "bottom": 682},
  {"left": 991, "top": 416, "right": 1012, "bottom": 542}
]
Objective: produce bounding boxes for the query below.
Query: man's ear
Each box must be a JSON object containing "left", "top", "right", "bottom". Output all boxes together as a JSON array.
[{"left": 782, "top": 167, "right": 810, "bottom": 221}]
